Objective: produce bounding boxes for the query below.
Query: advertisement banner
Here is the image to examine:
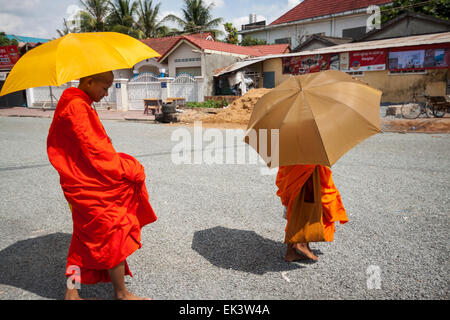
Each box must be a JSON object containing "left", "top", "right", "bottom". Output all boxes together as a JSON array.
[
  {"left": 347, "top": 50, "right": 386, "bottom": 71},
  {"left": 0, "top": 45, "right": 20, "bottom": 67},
  {"left": 388, "top": 50, "right": 424, "bottom": 70},
  {"left": 282, "top": 54, "right": 330, "bottom": 75},
  {"left": 389, "top": 46, "right": 450, "bottom": 70}
]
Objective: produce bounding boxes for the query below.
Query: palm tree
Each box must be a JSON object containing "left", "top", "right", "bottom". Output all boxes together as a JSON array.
[
  {"left": 56, "top": 18, "right": 78, "bottom": 37},
  {"left": 107, "top": 0, "right": 140, "bottom": 37},
  {"left": 79, "top": 0, "right": 110, "bottom": 32},
  {"left": 136, "top": 0, "right": 169, "bottom": 38},
  {"left": 163, "top": 0, "right": 223, "bottom": 37}
]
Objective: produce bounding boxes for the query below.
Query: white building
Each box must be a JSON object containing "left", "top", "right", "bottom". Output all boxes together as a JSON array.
[{"left": 238, "top": 0, "right": 393, "bottom": 49}]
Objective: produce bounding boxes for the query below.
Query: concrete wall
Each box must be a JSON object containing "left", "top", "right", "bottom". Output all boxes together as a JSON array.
[
  {"left": 363, "top": 69, "right": 448, "bottom": 104},
  {"left": 203, "top": 53, "right": 242, "bottom": 96},
  {"left": 168, "top": 41, "right": 201, "bottom": 77},
  {"left": 363, "top": 17, "right": 450, "bottom": 41},
  {"left": 262, "top": 57, "right": 449, "bottom": 103},
  {"left": 241, "top": 13, "right": 370, "bottom": 48}
]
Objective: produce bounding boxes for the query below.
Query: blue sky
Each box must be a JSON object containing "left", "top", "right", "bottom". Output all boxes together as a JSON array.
[{"left": 0, "top": 0, "right": 303, "bottom": 40}]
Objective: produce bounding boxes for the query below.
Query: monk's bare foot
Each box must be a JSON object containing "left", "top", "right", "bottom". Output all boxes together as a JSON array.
[
  {"left": 285, "top": 244, "right": 308, "bottom": 262},
  {"left": 65, "top": 288, "right": 83, "bottom": 300},
  {"left": 115, "top": 290, "right": 151, "bottom": 300},
  {"left": 294, "top": 243, "right": 318, "bottom": 261}
]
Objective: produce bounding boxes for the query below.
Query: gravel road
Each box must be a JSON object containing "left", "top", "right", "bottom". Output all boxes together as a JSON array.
[{"left": 0, "top": 117, "right": 448, "bottom": 300}]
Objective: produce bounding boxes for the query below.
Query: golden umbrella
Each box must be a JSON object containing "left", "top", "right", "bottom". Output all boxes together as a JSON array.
[
  {"left": 0, "top": 32, "right": 160, "bottom": 96},
  {"left": 244, "top": 70, "right": 382, "bottom": 168}
]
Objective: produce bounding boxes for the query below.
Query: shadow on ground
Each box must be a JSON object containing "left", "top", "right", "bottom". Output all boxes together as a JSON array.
[
  {"left": 0, "top": 233, "right": 111, "bottom": 300},
  {"left": 192, "top": 226, "right": 315, "bottom": 275}
]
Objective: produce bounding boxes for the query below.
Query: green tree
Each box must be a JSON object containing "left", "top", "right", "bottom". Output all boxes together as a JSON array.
[
  {"left": 0, "top": 32, "right": 19, "bottom": 46},
  {"left": 56, "top": 18, "right": 79, "bottom": 37},
  {"left": 79, "top": 0, "right": 110, "bottom": 32},
  {"left": 223, "top": 22, "right": 238, "bottom": 44},
  {"left": 240, "top": 35, "right": 266, "bottom": 46},
  {"left": 163, "top": 0, "right": 223, "bottom": 37},
  {"left": 107, "top": 0, "right": 141, "bottom": 38},
  {"left": 380, "top": 0, "right": 450, "bottom": 23},
  {"left": 136, "top": 0, "right": 169, "bottom": 38}
]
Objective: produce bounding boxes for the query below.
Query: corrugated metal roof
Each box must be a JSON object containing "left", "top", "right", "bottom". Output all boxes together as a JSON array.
[
  {"left": 214, "top": 57, "right": 266, "bottom": 77},
  {"left": 264, "top": 32, "right": 450, "bottom": 59},
  {"left": 215, "top": 32, "right": 450, "bottom": 76}
]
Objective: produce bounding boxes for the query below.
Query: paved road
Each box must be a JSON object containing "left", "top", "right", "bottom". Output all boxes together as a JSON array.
[{"left": 0, "top": 117, "right": 448, "bottom": 300}]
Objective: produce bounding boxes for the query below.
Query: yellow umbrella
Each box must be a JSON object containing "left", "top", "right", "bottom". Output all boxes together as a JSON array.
[
  {"left": 244, "top": 70, "right": 382, "bottom": 168},
  {"left": 0, "top": 32, "right": 160, "bottom": 96}
]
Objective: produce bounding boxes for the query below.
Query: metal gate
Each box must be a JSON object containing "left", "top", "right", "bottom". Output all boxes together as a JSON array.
[
  {"left": 169, "top": 73, "right": 198, "bottom": 102},
  {"left": 127, "top": 72, "right": 160, "bottom": 110}
]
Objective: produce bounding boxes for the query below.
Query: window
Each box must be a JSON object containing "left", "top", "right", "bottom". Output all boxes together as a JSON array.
[
  {"left": 388, "top": 69, "right": 427, "bottom": 75},
  {"left": 174, "top": 58, "right": 201, "bottom": 63},
  {"left": 275, "top": 38, "right": 291, "bottom": 44},
  {"left": 342, "top": 26, "right": 366, "bottom": 40},
  {"left": 346, "top": 71, "right": 364, "bottom": 76}
]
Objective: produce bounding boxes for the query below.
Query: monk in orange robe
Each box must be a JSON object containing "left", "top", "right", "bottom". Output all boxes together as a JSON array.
[
  {"left": 276, "top": 165, "right": 348, "bottom": 262},
  {"left": 47, "top": 71, "right": 157, "bottom": 300}
]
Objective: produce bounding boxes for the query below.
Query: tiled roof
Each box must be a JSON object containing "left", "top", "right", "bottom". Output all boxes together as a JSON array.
[
  {"left": 246, "top": 43, "right": 291, "bottom": 55},
  {"left": 142, "top": 33, "right": 291, "bottom": 61},
  {"left": 270, "top": 0, "right": 392, "bottom": 26}
]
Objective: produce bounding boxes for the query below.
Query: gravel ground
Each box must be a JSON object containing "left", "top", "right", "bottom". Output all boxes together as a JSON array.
[{"left": 0, "top": 116, "right": 448, "bottom": 300}]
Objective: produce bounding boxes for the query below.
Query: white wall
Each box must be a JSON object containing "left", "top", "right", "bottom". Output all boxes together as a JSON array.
[
  {"left": 168, "top": 41, "right": 202, "bottom": 77},
  {"left": 242, "top": 13, "right": 371, "bottom": 48}
]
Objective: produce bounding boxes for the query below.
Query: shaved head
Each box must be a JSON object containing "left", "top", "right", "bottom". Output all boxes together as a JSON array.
[
  {"left": 80, "top": 71, "right": 114, "bottom": 84},
  {"left": 78, "top": 71, "right": 114, "bottom": 102}
]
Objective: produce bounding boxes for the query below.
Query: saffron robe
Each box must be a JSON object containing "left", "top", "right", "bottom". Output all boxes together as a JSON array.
[
  {"left": 276, "top": 165, "right": 348, "bottom": 242},
  {"left": 47, "top": 87, "right": 157, "bottom": 284}
]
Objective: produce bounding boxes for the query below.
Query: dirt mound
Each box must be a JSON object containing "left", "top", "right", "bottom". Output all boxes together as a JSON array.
[
  {"left": 381, "top": 118, "right": 450, "bottom": 133},
  {"left": 178, "top": 88, "right": 272, "bottom": 125}
]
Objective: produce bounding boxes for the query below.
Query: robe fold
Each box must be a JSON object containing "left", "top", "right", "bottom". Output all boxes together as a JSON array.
[
  {"left": 276, "top": 165, "right": 348, "bottom": 242},
  {"left": 47, "top": 87, "right": 157, "bottom": 284}
]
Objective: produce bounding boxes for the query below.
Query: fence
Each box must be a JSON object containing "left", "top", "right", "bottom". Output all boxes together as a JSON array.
[{"left": 26, "top": 73, "right": 204, "bottom": 111}]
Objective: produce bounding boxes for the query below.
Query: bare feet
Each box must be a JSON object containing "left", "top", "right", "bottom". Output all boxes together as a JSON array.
[
  {"left": 65, "top": 288, "right": 83, "bottom": 300},
  {"left": 285, "top": 243, "right": 308, "bottom": 262},
  {"left": 294, "top": 243, "right": 318, "bottom": 261},
  {"left": 114, "top": 290, "right": 151, "bottom": 300}
]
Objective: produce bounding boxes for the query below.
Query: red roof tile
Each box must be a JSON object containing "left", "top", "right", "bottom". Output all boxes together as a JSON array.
[
  {"left": 246, "top": 43, "right": 291, "bottom": 55},
  {"left": 141, "top": 36, "right": 183, "bottom": 56},
  {"left": 141, "top": 33, "right": 292, "bottom": 61},
  {"left": 270, "top": 0, "right": 392, "bottom": 26}
]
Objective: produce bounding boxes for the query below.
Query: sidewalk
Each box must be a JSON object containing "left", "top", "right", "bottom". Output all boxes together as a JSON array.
[
  {"left": 1, "top": 106, "right": 449, "bottom": 133},
  {"left": 0, "top": 107, "right": 156, "bottom": 122}
]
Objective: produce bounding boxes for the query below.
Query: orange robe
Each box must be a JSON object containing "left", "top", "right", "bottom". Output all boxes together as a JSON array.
[
  {"left": 47, "top": 87, "right": 157, "bottom": 284},
  {"left": 276, "top": 165, "right": 348, "bottom": 242}
]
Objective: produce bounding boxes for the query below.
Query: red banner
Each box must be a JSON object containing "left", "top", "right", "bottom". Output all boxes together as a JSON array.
[
  {"left": 0, "top": 45, "right": 20, "bottom": 67},
  {"left": 282, "top": 54, "right": 330, "bottom": 75},
  {"left": 348, "top": 49, "right": 386, "bottom": 71}
]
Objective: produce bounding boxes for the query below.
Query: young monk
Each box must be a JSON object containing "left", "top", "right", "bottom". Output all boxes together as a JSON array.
[
  {"left": 47, "top": 71, "right": 157, "bottom": 300},
  {"left": 276, "top": 165, "right": 348, "bottom": 262}
]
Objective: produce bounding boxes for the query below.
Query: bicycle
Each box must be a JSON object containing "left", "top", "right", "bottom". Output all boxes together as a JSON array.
[
  {"left": 425, "top": 94, "right": 447, "bottom": 118},
  {"left": 401, "top": 93, "right": 433, "bottom": 119}
]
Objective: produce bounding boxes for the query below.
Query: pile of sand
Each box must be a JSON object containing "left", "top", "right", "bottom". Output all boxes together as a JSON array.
[{"left": 178, "top": 88, "right": 272, "bottom": 126}]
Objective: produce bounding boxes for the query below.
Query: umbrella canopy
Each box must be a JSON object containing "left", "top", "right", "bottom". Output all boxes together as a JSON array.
[
  {"left": 245, "top": 70, "right": 382, "bottom": 168},
  {"left": 0, "top": 32, "right": 160, "bottom": 96}
]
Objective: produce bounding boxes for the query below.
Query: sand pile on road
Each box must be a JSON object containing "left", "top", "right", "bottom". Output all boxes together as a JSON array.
[
  {"left": 202, "top": 88, "right": 272, "bottom": 125},
  {"left": 177, "top": 88, "right": 271, "bottom": 126}
]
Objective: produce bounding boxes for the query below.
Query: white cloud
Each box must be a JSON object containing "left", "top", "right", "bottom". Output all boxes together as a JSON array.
[
  {"left": 204, "top": 0, "right": 225, "bottom": 8},
  {"left": 1, "top": 0, "right": 41, "bottom": 12},
  {"left": 0, "top": 13, "right": 24, "bottom": 34},
  {"left": 288, "top": 0, "right": 302, "bottom": 9}
]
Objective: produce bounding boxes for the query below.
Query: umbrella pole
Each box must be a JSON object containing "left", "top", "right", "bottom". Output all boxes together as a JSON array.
[{"left": 49, "top": 86, "right": 54, "bottom": 109}]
